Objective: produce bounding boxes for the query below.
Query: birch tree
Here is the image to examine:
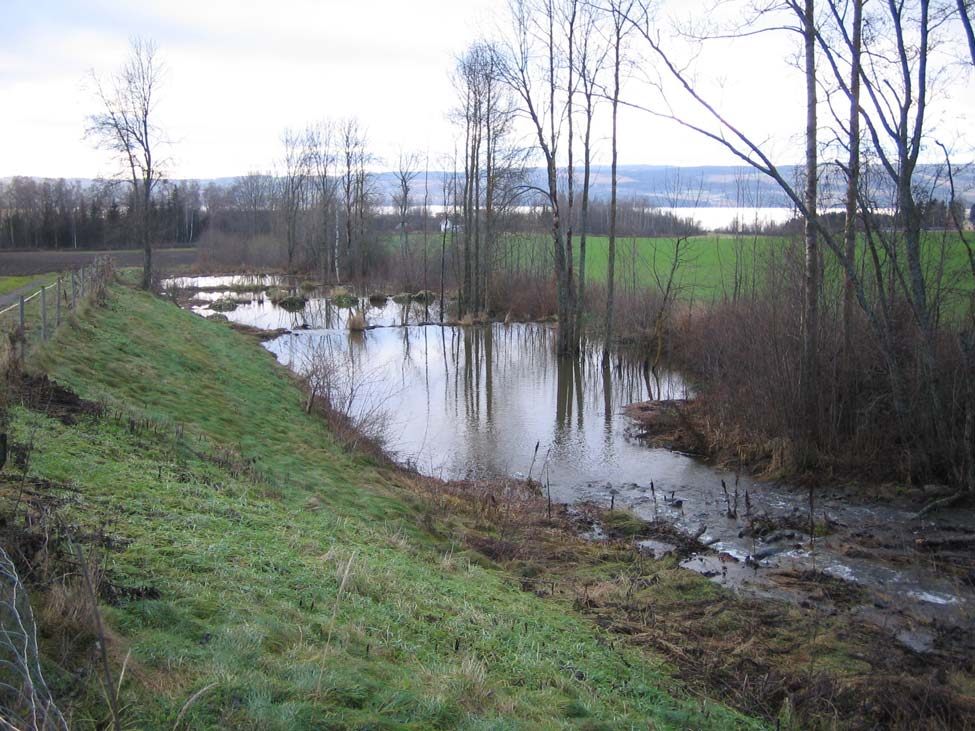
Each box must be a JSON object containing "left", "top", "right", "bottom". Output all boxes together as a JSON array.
[{"left": 498, "top": 0, "right": 578, "bottom": 354}]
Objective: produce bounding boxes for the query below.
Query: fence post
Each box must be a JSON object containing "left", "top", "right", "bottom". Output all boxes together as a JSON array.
[
  {"left": 80, "top": 266, "right": 86, "bottom": 298},
  {"left": 71, "top": 272, "right": 77, "bottom": 309},
  {"left": 56, "top": 278, "right": 62, "bottom": 327},
  {"left": 41, "top": 286, "right": 47, "bottom": 341}
]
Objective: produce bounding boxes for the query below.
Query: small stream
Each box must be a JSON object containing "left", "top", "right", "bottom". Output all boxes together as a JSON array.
[{"left": 173, "top": 275, "right": 975, "bottom": 652}]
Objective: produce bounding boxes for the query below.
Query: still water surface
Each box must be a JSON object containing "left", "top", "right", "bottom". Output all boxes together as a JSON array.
[{"left": 174, "top": 275, "right": 974, "bottom": 645}]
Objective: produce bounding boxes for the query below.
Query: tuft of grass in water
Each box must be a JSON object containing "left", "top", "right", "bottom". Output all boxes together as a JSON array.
[
  {"left": 347, "top": 310, "right": 367, "bottom": 332},
  {"left": 601, "top": 510, "right": 650, "bottom": 539},
  {"left": 209, "top": 297, "right": 239, "bottom": 312},
  {"left": 11, "top": 283, "right": 760, "bottom": 731},
  {"left": 267, "top": 288, "right": 307, "bottom": 312},
  {"left": 332, "top": 293, "right": 358, "bottom": 309}
]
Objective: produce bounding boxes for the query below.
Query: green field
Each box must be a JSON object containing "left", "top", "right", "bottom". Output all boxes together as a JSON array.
[
  {"left": 487, "top": 231, "right": 975, "bottom": 303},
  {"left": 573, "top": 235, "right": 782, "bottom": 300},
  {"left": 0, "top": 272, "right": 58, "bottom": 297},
  {"left": 4, "top": 283, "right": 757, "bottom": 730}
]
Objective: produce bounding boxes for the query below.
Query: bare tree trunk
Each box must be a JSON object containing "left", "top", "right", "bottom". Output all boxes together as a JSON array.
[
  {"left": 602, "top": 5, "right": 623, "bottom": 365},
  {"left": 576, "top": 91, "right": 595, "bottom": 343},
  {"left": 565, "top": 0, "right": 578, "bottom": 352},
  {"left": 142, "top": 180, "right": 152, "bottom": 289},
  {"left": 841, "top": 0, "right": 863, "bottom": 426},
  {"left": 800, "top": 0, "right": 819, "bottom": 447},
  {"left": 959, "top": 0, "right": 975, "bottom": 66},
  {"left": 462, "top": 89, "right": 474, "bottom": 316}
]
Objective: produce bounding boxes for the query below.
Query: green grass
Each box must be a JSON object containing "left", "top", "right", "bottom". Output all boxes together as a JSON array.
[
  {"left": 5, "top": 284, "right": 761, "bottom": 730},
  {"left": 403, "top": 230, "right": 972, "bottom": 304},
  {"left": 0, "top": 272, "right": 58, "bottom": 297},
  {"left": 567, "top": 231, "right": 971, "bottom": 303},
  {"left": 573, "top": 235, "right": 778, "bottom": 300}
]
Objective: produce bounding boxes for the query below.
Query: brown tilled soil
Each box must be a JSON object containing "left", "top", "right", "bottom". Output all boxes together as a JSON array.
[{"left": 0, "top": 247, "right": 197, "bottom": 278}]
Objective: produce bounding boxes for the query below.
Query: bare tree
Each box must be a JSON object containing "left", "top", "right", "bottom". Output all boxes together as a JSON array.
[
  {"left": 339, "top": 119, "right": 372, "bottom": 280},
  {"left": 308, "top": 122, "right": 339, "bottom": 282},
  {"left": 394, "top": 150, "right": 421, "bottom": 285},
  {"left": 453, "top": 42, "right": 523, "bottom": 316},
  {"left": 959, "top": 0, "right": 975, "bottom": 65},
  {"left": 87, "top": 37, "right": 163, "bottom": 290},
  {"left": 838, "top": 0, "right": 863, "bottom": 421},
  {"left": 624, "top": 0, "right": 975, "bottom": 490},
  {"left": 232, "top": 171, "right": 275, "bottom": 238},
  {"left": 280, "top": 128, "right": 309, "bottom": 273},
  {"left": 573, "top": 2, "right": 610, "bottom": 341},
  {"left": 602, "top": 1, "right": 635, "bottom": 364},
  {"left": 797, "top": 0, "right": 820, "bottom": 446},
  {"left": 498, "top": 0, "right": 578, "bottom": 354}
]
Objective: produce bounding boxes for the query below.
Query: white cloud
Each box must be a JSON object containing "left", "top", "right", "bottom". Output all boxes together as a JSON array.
[{"left": 0, "top": 0, "right": 972, "bottom": 179}]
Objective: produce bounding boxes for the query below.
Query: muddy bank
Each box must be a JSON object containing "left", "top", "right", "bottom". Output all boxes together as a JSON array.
[
  {"left": 411, "top": 472, "right": 975, "bottom": 730},
  {"left": 624, "top": 398, "right": 709, "bottom": 455},
  {"left": 623, "top": 397, "right": 975, "bottom": 652}
]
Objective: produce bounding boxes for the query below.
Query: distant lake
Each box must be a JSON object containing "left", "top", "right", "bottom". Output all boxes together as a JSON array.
[
  {"left": 662, "top": 206, "right": 801, "bottom": 231},
  {"left": 382, "top": 204, "right": 816, "bottom": 232}
]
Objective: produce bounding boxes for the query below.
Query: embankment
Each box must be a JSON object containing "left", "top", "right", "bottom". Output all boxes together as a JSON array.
[{"left": 1, "top": 282, "right": 754, "bottom": 730}]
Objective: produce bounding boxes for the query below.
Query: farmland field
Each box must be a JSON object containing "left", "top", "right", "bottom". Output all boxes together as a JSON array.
[{"left": 474, "top": 231, "right": 975, "bottom": 302}]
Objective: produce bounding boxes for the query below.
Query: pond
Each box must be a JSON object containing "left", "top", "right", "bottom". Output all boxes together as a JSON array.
[{"left": 174, "top": 275, "right": 975, "bottom": 651}]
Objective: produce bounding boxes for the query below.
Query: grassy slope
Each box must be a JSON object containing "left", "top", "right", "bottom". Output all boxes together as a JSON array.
[{"left": 10, "top": 284, "right": 759, "bottom": 731}]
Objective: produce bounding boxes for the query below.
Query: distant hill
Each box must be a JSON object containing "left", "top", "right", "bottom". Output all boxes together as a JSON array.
[
  {"left": 5, "top": 163, "right": 974, "bottom": 208},
  {"left": 365, "top": 163, "right": 975, "bottom": 208}
]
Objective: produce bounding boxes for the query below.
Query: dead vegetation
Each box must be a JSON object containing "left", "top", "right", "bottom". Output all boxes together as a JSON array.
[{"left": 398, "top": 469, "right": 975, "bottom": 730}]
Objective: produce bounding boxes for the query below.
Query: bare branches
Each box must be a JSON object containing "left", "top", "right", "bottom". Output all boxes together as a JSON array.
[
  {"left": 280, "top": 127, "right": 310, "bottom": 273},
  {"left": 87, "top": 37, "right": 163, "bottom": 290}
]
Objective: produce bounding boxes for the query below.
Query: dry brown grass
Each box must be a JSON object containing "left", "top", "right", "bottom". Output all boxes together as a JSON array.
[
  {"left": 346, "top": 310, "right": 367, "bottom": 332},
  {"left": 387, "top": 464, "right": 975, "bottom": 731}
]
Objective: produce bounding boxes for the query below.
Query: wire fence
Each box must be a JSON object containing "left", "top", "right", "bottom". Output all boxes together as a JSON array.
[
  {"left": 0, "top": 549, "right": 69, "bottom": 731},
  {"left": 0, "top": 258, "right": 113, "bottom": 367},
  {"left": 0, "top": 259, "right": 119, "bottom": 728}
]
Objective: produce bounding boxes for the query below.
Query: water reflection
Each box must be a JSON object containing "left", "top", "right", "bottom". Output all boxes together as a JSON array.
[
  {"left": 266, "top": 321, "right": 689, "bottom": 489},
  {"left": 174, "top": 276, "right": 975, "bottom": 632}
]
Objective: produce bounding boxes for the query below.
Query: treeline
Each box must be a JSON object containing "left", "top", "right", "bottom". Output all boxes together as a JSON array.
[
  {"left": 0, "top": 176, "right": 206, "bottom": 250},
  {"left": 199, "top": 121, "right": 389, "bottom": 280}
]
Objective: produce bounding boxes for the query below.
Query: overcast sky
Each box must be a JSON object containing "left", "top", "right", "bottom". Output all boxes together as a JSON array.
[{"left": 2, "top": 0, "right": 973, "bottom": 180}]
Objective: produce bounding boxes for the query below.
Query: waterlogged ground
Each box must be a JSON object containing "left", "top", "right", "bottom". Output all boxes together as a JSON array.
[{"left": 173, "top": 274, "right": 975, "bottom": 652}]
